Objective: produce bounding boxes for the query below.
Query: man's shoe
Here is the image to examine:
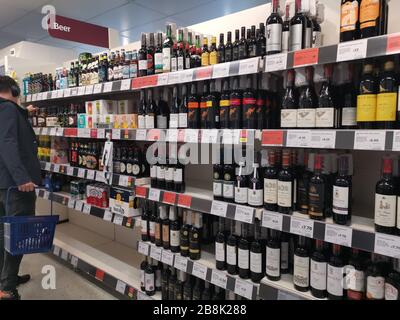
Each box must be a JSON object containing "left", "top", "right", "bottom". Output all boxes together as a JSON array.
[
  {"left": 17, "top": 274, "right": 31, "bottom": 286},
  {"left": 0, "top": 290, "right": 20, "bottom": 300}
]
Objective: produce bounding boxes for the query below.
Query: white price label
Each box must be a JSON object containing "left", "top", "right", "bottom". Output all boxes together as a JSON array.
[
  {"left": 138, "top": 242, "right": 150, "bottom": 255},
  {"left": 70, "top": 88, "right": 78, "bottom": 96},
  {"left": 337, "top": 39, "right": 368, "bottom": 62},
  {"left": 222, "top": 129, "right": 233, "bottom": 144},
  {"left": 78, "top": 128, "right": 91, "bottom": 138},
  {"left": 103, "top": 210, "right": 113, "bottom": 222},
  {"left": 32, "top": 94, "right": 38, "bottom": 101},
  {"left": 232, "top": 130, "right": 241, "bottom": 145},
  {"left": 57, "top": 90, "right": 64, "bottom": 99},
  {"left": 161, "top": 250, "right": 175, "bottom": 266},
  {"left": 67, "top": 199, "right": 76, "bottom": 209},
  {"left": 150, "top": 246, "right": 162, "bottom": 261},
  {"left": 93, "top": 83, "right": 103, "bottom": 94},
  {"left": 239, "top": 57, "right": 259, "bottom": 75},
  {"left": 71, "top": 256, "right": 78, "bottom": 268},
  {"left": 286, "top": 130, "right": 311, "bottom": 148},
  {"left": 35, "top": 189, "right": 39, "bottom": 196},
  {"left": 103, "top": 82, "right": 113, "bottom": 92},
  {"left": 235, "top": 205, "right": 255, "bottom": 224},
  {"left": 148, "top": 189, "right": 161, "bottom": 202},
  {"left": 120, "top": 79, "right": 131, "bottom": 91},
  {"left": 97, "top": 129, "right": 106, "bottom": 139},
  {"left": 310, "top": 131, "right": 336, "bottom": 149},
  {"left": 38, "top": 93, "right": 44, "bottom": 100},
  {"left": 42, "top": 127, "right": 50, "bottom": 135},
  {"left": 45, "top": 163, "right": 51, "bottom": 171},
  {"left": 114, "top": 214, "right": 124, "bottom": 226},
  {"left": 74, "top": 200, "right": 84, "bottom": 212},
  {"left": 33, "top": 128, "right": 40, "bottom": 135},
  {"left": 375, "top": 233, "right": 400, "bottom": 259},
  {"left": 393, "top": 131, "right": 400, "bottom": 151},
  {"left": 192, "top": 262, "right": 208, "bottom": 280},
  {"left": 115, "top": 280, "right": 127, "bottom": 295},
  {"left": 43, "top": 191, "right": 50, "bottom": 200},
  {"left": 56, "top": 128, "right": 64, "bottom": 136},
  {"left": 354, "top": 131, "right": 386, "bottom": 151},
  {"left": 157, "top": 74, "right": 169, "bottom": 86},
  {"left": 137, "top": 291, "right": 153, "bottom": 300},
  {"left": 49, "top": 128, "right": 57, "bottom": 136},
  {"left": 83, "top": 204, "right": 91, "bottom": 215},
  {"left": 262, "top": 210, "right": 283, "bottom": 231},
  {"left": 78, "top": 86, "right": 86, "bottom": 95},
  {"left": 277, "top": 290, "right": 304, "bottom": 300},
  {"left": 234, "top": 278, "right": 254, "bottom": 300},
  {"left": 211, "top": 201, "right": 228, "bottom": 218},
  {"left": 26, "top": 95, "right": 32, "bottom": 102},
  {"left": 212, "top": 63, "right": 230, "bottom": 79},
  {"left": 61, "top": 250, "right": 68, "bottom": 261},
  {"left": 211, "top": 270, "right": 228, "bottom": 289},
  {"left": 95, "top": 172, "right": 107, "bottom": 183},
  {"left": 119, "top": 175, "right": 130, "bottom": 187},
  {"left": 53, "top": 164, "right": 60, "bottom": 173},
  {"left": 174, "top": 255, "right": 188, "bottom": 272},
  {"left": 53, "top": 246, "right": 61, "bottom": 256},
  {"left": 112, "top": 129, "right": 121, "bottom": 140},
  {"left": 201, "top": 129, "right": 219, "bottom": 144},
  {"left": 168, "top": 72, "right": 180, "bottom": 85},
  {"left": 179, "top": 69, "right": 193, "bottom": 83},
  {"left": 78, "top": 168, "right": 86, "bottom": 178},
  {"left": 185, "top": 129, "right": 198, "bottom": 143},
  {"left": 136, "top": 129, "right": 147, "bottom": 141},
  {"left": 67, "top": 166, "right": 74, "bottom": 176},
  {"left": 290, "top": 217, "right": 314, "bottom": 238},
  {"left": 265, "top": 53, "right": 288, "bottom": 72},
  {"left": 63, "top": 88, "right": 71, "bottom": 97},
  {"left": 85, "top": 85, "right": 94, "bottom": 95},
  {"left": 167, "top": 129, "right": 178, "bottom": 142},
  {"left": 86, "top": 170, "right": 96, "bottom": 180},
  {"left": 324, "top": 224, "right": 353, "bottom": 248}
]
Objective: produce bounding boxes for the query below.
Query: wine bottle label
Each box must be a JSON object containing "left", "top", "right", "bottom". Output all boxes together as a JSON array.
[
  {"left": 170, "top": 230, "right": 180, "bottom": 247},
  {"left": 157, "top": 115, "right": 168, "bottom": 129},
  {"left": 333, "top": 186, "right": 350, "bottom": 216},
  {"left": 149, "top": 221, "right": 155, "bottom": 237},
  {"left": 376, "top": 93, "right": 397, "bottom": 121},
  {"left": 398, "top": 196, "right": 400, "bottom": 229},
  {"left": 278, "top": 180, "right": 292, "bottom": 207},
  {"left": 140, "top": 270, "right": 146, "bottom": 288},
  {"left": 223, "top": 182, "right": 234, "bottom": 199},
  {"left": 162, "top": 225, "right": 169, "bottom": 243},
  {"left": 250, "top": 252, "right": 262, "bottom": 273},
  {"left": 266, "top": 23, "right": 282, "bottom": 52},
  {"left": 360, "top": 0, "right": 380, "bottom": 30},
  {"left": 385, "top": 283, "right": 399, "bottom": 300},
  {"left": 178, "top": 56, "right": 185, "bottom": 71},
  {"left": 290, "top": 24, "right": 303, "bottom": 51},
  {"left": 367, "top": 276, "right": 385, "bottom": 300},
  {"left": 238, "top": 248, "right": 249, "bottom": 269},
  {"left": 210, "top": 52, "right": 218, "bottom": 65},
  {"left": 126, "top": 163, "right": 133, "bottom": 175},
  {"left": 178, "top": 113, "right": 188, "bottom": 128},
  {"left": 305, "top": 27, "right": 312, "bottom": 48},
  {"left": 281, "top": 109, "right": 298, "bottom": 128},
  {"left": 155, "top": 270, "right": 161, "bottom": 288},
  {"left": 213, "top": 182, "right": 223, "bottom": 197},
  {"left": 341, "top": 1, "right": 359, "bottom": 32},
  {"left": 281, "top": 242, "right": 289, "bottom": 269},
  {"left": 155, "top": 223, "right": 161, "bottom": 241},
  {"left": 345, "top": 267, "right": 365, "bottom": 292},
  {"left": 342, "top": 107, "right": 357, "bottom": 126},
  {"left": 266, "top": 247, "right": 280, "bottom": 277},
  {"left": 248, "top": 188, "right": 263, "bottom": 207},
  {"left": 327, "top": 265, "right": 343, "bottom": 297},
  {"left": 150, "top": 165, "right": 157, "bottom": 178},
  {"left": 132, "top": 164, "right": 140, "bottom": 176},
  {"left": 312, "top": 31, "right": 322, "bottom": 48},
  {"left": 264, "top": 178, "right": 278, "bottom": 205},
  {"left": 308, "top": 182, "right": 325, "bottom": 218},
  {"left": 227, "top": 245, "right": 237, "bottom": 265},
  {"left": 145, "top": 273, "right": 155, "bottom": 291},
  {"left": 162, "top": 48, "right": 171, "bottom": 72},
  {"left": 375, "top": 193, "right": 396, "bottom": 227},
  {"left": 154, "top": 53, "right": 163, "bottom": 71},
  {"left": 282, "top": 31, "right": 290, "bottom": 53},
  {"left": 157, "top": 166, "right": 165, "bottom": 180},
  {"left": 297, "top": 108, "right": 316, "bottom": 128},
  {"left": 138, "top": 115, "right": 145, "bottom": 129},
  {"left": 169, "top": 113, "right": 179, "bottom": 128},
  {"left": 216, "top": 242, "right": 225, "bottom": 262},
  {"left": 120, "top": 162, "right": 126, "bottom": 174},
  {"left": 235, "top": 187, "right": 248, "bottom": 204},
  {"left": 145, "top": 115, "right": 155, "bottom": 129},
  {"left": 357, "top": 94, "right": 377, "bottom": 122},
  {"left": 174, "top": 168, "right": 183, "bottom": 183},
  {"left": 293, "top": 255, "right": 310, "bottom": 288},
  {"left": 310, "top": 260, "right": 327, "bottom": 291},
  {"left": 316, "top": 108, "right": 335, "bottom": 128},
  {"left": 139, "top": 60, "right": 147, "bottom": 71},
  {"left": 185, "top": 57, "right": 191, "bottom": 69},
  {"left": 141, "top": 219, "right": 148, "bottom": 234},
  {"left": 165, "top": 167, "right": 174, "bottom": 182}
]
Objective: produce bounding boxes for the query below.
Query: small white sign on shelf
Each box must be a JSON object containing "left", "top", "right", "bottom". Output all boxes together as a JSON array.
[
  {"left": 179, "top": 69, "right": 193, "bottom": 83},
  {"left": 148, "top": 189, "right": 161, "bottom": 202},
  {"left": 161, "top": 250, "right": 175, "bottom": 266},
  {"left": 265, "top": 53, "right": 288, "bottom": 72},
  {"left": 56, "top": 128, "right": 64, "bottom": 136},
  {"left": 262, "top": 210, "right": 283, "bottom": 231},
  {"left": 150, "top": 246, "right": 162, "bottom": 261},
  {"left": 97, "top": 129, "right": 106, "bottom": 139},
  {"left": 45, "top": 162, "right": 51, "bottom": 171},
  {"left": 290, "top": 217, "right": 314, "bottom": 238},
  {"left": 222, "top": 129, "right": 233, "bottom": 145},
  {"left": 103, "top": 210, "right": 113, "bottom": 222},
  {"left": 310, "top": 131, "right": 336, "bottom": 149},
  {"left": 67, "top": 199, "right": 76, "bottom": 209},
  {"left": 57, "top": 90, "right": 64, "bottom": 99},
  {"left": 112, "top": 129, "right": 121, "bottom": 140},
  {"left": 61, "top": 250, "right": 68, "bottom": 261},
  {"left": 239, "top": 57, "right": 260, "bottom": 75},
  {"left": 103, "top": 82, "right": 113, "bottom": 93},
  {"left": 324, "top": 224, "right": 353, "bottom": 248},
  {"left": 168, "top": 72, "right": 180, "bottom": 85},
  {"left": 211, "top": 201, "right": 228, "bottom": 218},
  {"left": 78, "top": 86, "right": 86, "bottom": 96},
  {"left": 136, "top": 129, "right": 147, "bottom": 141},
  {"left": 211, "top": 270, "right": 228, "bottom": 289},
  {"left": 86, "top": 170, "right": 96, "bottom": 180},
  {"left": 78, "top": 168, "right": 86, "bottom": 178},
  {"left": 234, "top": 278, "right": 254, "bottom": 300},
  {"left": 212, "top": 63, "right": 230, "bottom": 79},
  {"left": 185, "top": 129, "right": 198, "bottom": 143},
  {"left": 49, "top": 128, "right": 57, "bottom": 136},
  {"left": 93, "top": 83, "right": 103, "bottom": 94},
  {"left": 113, "top": 214, "right": 124, "bottom": 226},
  {"left": 120, "top": 79, "right": 131, "bottom": 91},
  {"left": 115, "top": 280, "right": 127, "bottom": 295},
  {"left": 137, "top": 291, "right": 153, "bottom": 300},
  {"left": 174, "top": 255, "right": 188, "bottom": 272},
  {"left": 286, "top": 130, "right": 311, "bottom": 148},
  {"left": 138, "top": 242, "right": 150, "bottom": 255},
  {"left": 337, "top": 39, "right": 368, "bottom": 62},
  {"left": 63, "top": 88, "right": 71, "bottom": 97},
  {"left": 375, "top": 233, "right": 400, "bottom": 259},
  {"left": 201, "top": 129, "right": 219, "bottom": 144},
  {"left": 192, "top": 262, "right": 208, "bottom": 280},
  {"left": 74, "top": 200, "right": 84, "bottom": 212},
  {"left": 85, "top": 85, "right": 94, "bottom": 95},
  {"left": 26, "top": 95, "right": 32, "bottom": 102},
  {"left": 393, "top": 131, "right": 400, "bottom": 151},
  {"left": 67, "top": 166, "right": 74, "bottom": 176},
  {"left": 78, "top": 128, "right": 91, "bottom": 138},
  {"left": 71, "top": 256, "right": 78, "bottom": 268},
  {"left": 157, "top": 74, "right": 169, "bottom": 86},
  {"left": 53, "top": 246, "right": 60, "bottom": 256},
  {"left": 167, "top": 129, "right": 178, "bottom": 142},
  {"left": 53, "top": 164, "right": 60, "bottom": 173},
  {"left": 119, "top": 175, "right": 130, "bottom": 187},
  {"left": 82, "top": 204, "right": 91, "bottom": 215},
  {"left": 235, "top": 205, "right": 255, "bottom": 224},
  {"left": 354, "top": 131, "right": 386, "bottom": 151}
]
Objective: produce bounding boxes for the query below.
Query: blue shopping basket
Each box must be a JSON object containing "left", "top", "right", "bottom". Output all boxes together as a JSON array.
[{"left": 1, "top": 187, "right": 59, "bottom": 255}]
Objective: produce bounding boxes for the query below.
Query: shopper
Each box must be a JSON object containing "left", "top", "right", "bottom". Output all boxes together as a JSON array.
[{"left": 0, "top": 76, "right": 41, "bottom": 300}]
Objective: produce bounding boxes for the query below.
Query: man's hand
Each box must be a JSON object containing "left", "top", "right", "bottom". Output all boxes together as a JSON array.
[
  {"left": 18, "top": 182, "right": 36, "bottom": 192},
  {"left": 26, "top": 105, "right": 38, "bottom": 114}
]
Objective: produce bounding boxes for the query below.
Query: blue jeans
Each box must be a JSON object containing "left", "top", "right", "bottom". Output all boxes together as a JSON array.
[{"left": 0, "top": 190, "right": 35, "bottom": 291}]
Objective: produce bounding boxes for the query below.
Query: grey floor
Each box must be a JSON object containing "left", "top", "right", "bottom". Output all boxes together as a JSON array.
[{"left": 18, "top": 253, "right": 117, "bottom": 300}]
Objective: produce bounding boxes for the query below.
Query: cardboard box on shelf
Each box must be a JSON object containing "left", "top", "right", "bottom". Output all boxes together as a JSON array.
[
  {"left": 109, "top": 187, "right": 140, "bottom": 217},
  {"left": 117, "top": 100, "right": 134, "bottom": 114}
]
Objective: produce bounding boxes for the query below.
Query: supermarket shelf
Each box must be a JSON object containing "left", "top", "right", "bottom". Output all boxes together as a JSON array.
[
  {"left": 135, "top": 185, "right": 261, "bottom": 225},
  {"left": 35, "top": 188, "right": 137, "bottom": 230},
  {"left": 53, "top": 223, "right": 160, "bottom": 300},
  {"left": 40, "top": 161, "right": 150, "bottom": 188}
]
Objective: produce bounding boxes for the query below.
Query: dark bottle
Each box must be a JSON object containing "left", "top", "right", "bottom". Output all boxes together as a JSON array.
[
  {"left": 205, "top": 80, "right": 220, "bottom": 129},
  {"left": 317, "top": 64, "right": 338, "bottom": 129},
  {"left": 157, "top": 88, "right": 169, "bottom": 129},
  {"left": 310, "top": 240, "right": 327, "bottom": 299},
  {"left": 278, "top": 150, "right": 294, "bottom": 214},
  {"left": 119, "top": 147, "right": 127, "bottom": 175},
  {"left": 190, "top": 35, "right": 202, "bottom": 69},
  {"left": 385, "top": 259, "right": 400, "bottom": 300},
  {"left": 304, "top": 4, "right": 314, "bottom": 49},
  {"left": 200, "top": 81, "right": 210, "bottom": 129},
  {"left": 147, "top": 33, "right": 155, "bottom": 75},
  {"left": 161, "top": 207, "right": 170, "bottom": 250},
  {"left": 357, "top": 63, "right": 377, "bottom": 129},
  {"left": 327, "top": 245, "right": 344, "bottom": 300},
  {"left": 264, "top": 150, "right": 279, "bottom": 212},
  {"left": 150, "top": 163, "right": 157, "bottom": 188},
  {"left": 266, "top": 0, "right": 283, "bottom": 55},
  {"left": 168, "top": 268, "right": 177, "bottom": 300},
  {"left": 366, "top": 254, "right": 387, "bottom": 300},
  {"left": 145, "top": 89, "right": 157, "bottom": 129},
  {"left": 219, "top": 80, "right": 230, "bottom": 129},
  {"left": 333, "top": 156, "right": 352, "bottom": 225},
  {"left": 192, "top": 278, "right": 203, "bottom": 300},
  {"left": 293, "top": 236, "right": 310, "bottom": 292},
  {"left": 298, "top": 66, "right": 317, "bottom": 129},
  {"left": 189, "top": 212, "right": 202, "bottom": 261},
  {"left": 340, "top": 65, "right": 358, "bottom": 129},
  {"left": 188, "top": 83, "right": 200, "bottom": 129},
  {"left": 297, "top": 153, "right": 311, "bottom": 214},
  {"left": 183, "top": 275, "right": 193, "bottom": 300},
  {"left": 346, "top": 248, "right": 365, "bottom": 300},
  {"left": 140, "top": 257, "right": 148, "bottom": 291},
  {"left": 177, "top": 44, "right": 185, "bottom": 72},
  {"left": 238, "top": 27, "right": 248, "bottom": 60},
  {"left": 155, "top": 206, "right": 164, "bottom": 247},
  {"left": 242, "top": 75, "right": 257, "bottom": 129},
  {"left": 376, "top": 60, "right": 398, "bottom": 129},
  {"left": 138, "top": 90, "right": 146, "bottom": 129},
  {"left": 154, "top": 33, "right": 164, "bottom": 74},
  {"left": 235, "top": 161, "right": 248, "bottom": 205},
  {"left": 257, "top": 23, "right": 267, "bottom": 57},
  {"left": 226, "top": 221, "right": 238, "bottom": 275},
  {"left": 308, "top": 154, "right": 326, "bottom": 221},
  {"left": 229, "top": 77, "right": 242, "bottom": 129},
  {"left": 225, "top": 32, "right": 233, "bottom": 62},
  {"left": 223, "top": 160, "right": 235, "bottom": 203},
  {"left": 360, "top": 0, "right": 387, "bottom": 39},
  {"left": 201, "top": 37, "right": 209, "bottom": 67},
  {"left": 209, "top": 36, "right": 218, "bottom": 66},
  {"left": 248, "top": 163, "right": 264, "bottom": 208},
  {"left": 138, "top": 33, "right": 148, "bottom": 77},
  {"left": 132, "top": 147, "right": 142, "bottom": 178},
  {"left": 266, "top": 229, "right": 281, "bottom": 281},
  {"left": 213, "top": 150, "right": 224, "bottom": 201},
  {"left": 149, "top": 202, "right": 157, "bottom": 243},
  {"left": 156, "top": 160, "right": 166, "bottom": 190},
  {"left": 113, "top": 146, "right": 121, "bottom": 174},
  {"left": 169, "top": 206, "right": 181, "bottom": 253},
  {"left": 290, "top": 0, "right": 308, "bottom": 51},
  {"left": 281, "top": 69, "right": 298, "bottom": 129},
  {"left": 165, "top": 159, "right": 174, "bottom": 192},
  {"left": 248, "top": 25, "right": 258, "bottom": 58},
  {"left": 145, "top": 258, "right": 155, "bottom": 296},
  {"left": 180, "top": 211, "right": 191, "bottom": 257},
  {"left": 340, "top": 0, "right": 361, "bottom": 42},
  {"left": 256, "top": 74, "right": 266, "bottom": 129},
  {"left": 201, "top": 282, "right": 212, "bottom": 300},
  {"left": 171, "top": 43, "right": 178, "bottom": 72},
  {"left": 281, "top": 232, "right": 290, "bottom": 274},
  {"left": 141, "top": 201, "right": 150, "bottom": 241},
  {"left": 375, "top": 158, "right": 397, "bottom": 235},
  {"left": 174, "top": 161, "right": 185, "bottom": 193},
  {"left": 238, "top": 223, "right": 250, "bottom": 279},
  {"left": 179, "top": 85, "right": 188, "bottom": 129},
  {"left": 282, "top": 3, "right": 291, "bottom": 52},
  {"left": 163, "top": 24, "right": 174, "bottom": 73},
  {"left": 217, "top": 33, "right": 225, "bottom": 64},
  {"left": 215, "top": 217, "right": 226, "bottom": 270},
  {"left": 250, "top": 221, "right": 265, "bottom": 283},
  {"left": 161, "top": 265, "right": 170, "bottom": 300},
  {"left": 153, "top": 260, "right": 162, "bottom": 292},
  {"left": 174, "top": 271, "right": 185, "bottom": 300},
  {"left": 232, "top": 29, "right": 240, "bottom": 61}
]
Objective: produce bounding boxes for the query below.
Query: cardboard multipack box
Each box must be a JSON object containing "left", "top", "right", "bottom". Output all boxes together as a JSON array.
[
  {"left": 117, "top": 100, "right": 134, "bottom": 115},
  {"left": 109, "top": 187, "right": 140, "bottom": 217},
  {"left": 96, "top": 100, "right": 118, "bottom": 114}
]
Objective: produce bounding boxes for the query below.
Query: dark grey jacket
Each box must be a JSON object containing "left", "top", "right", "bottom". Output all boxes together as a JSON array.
[{"left": 0, "top": 98, "right": 41, "bottom": 188}]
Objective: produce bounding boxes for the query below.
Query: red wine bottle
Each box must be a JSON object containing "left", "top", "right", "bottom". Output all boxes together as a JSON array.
[
  {"left": 278, "top": 150, "right": 294, "bottom": 214},
  {"left": 232, "top": 29, "right": 240, "bottom": 61},
  {"left": 220, "top": 80, "right": 230, "bottom": 129},
  {"left": 346, "top": 248, "right": 366, "bottom": 300},
  {"left": 248, "top": 163, "right": 263, "bottom": 208},
  {"left": 238, "top": 223, "right": 250, "bottom": 279},
  {"left": 227, "top": 221, "right": 238, "bottom": 275},
  {"left": 216, "top": 217, "right": 226, "bottom": 270},
  {"left": 200, "top": 81, "right": 210, "bottom": 129},
  {"left": 340, "top": 0, "right": 361, "bottom": 42},
  {"left": 266, "top": 0, "right": 283, "bottom": 55},
  {"left": 385, "top": 259, "right": 400, "bottom": 300},
  {"left": 310, "top": 240, "right": 327, "bottom": 299},
  {"left": 317, "top": 64, "right": 337, "bottom": 129},
  {"left": 188, "top": 83, "right": 200, "bottom": 129},
  {"left": 264, "top": 150, "right": 279, "bottom": 212},
  {"left": 242, "top": 76, "right": 257, "bottom": 129},
  {"left": 298, "top": 66, "right": 317, "bottom": 129},
  {"left": 333, "top": 156, "right": 352, "bottom": 225},
  {"left": 206, "top": 80, "right": 220, "bottom": 129},
  {"left": 308, "top": 154, "right": 326, "bottom": 221},
  {"left": 293, "top": 236, "right": 310, "bottom": 292},
  {"left": 235, "top": 161, "right": 248, "bottom": 205},
  {"left": 229, "top": 77, "right": 242, "bottom": 129},
  {"left": 140, "top": 257, "right": 148, "bottom": 291},
  {"left": 266, "top": 229, "right": 281, "bottom": 281},
  {"left": 281, "top": 69, "right": 298, "bottom": 129},
  {"left": 327, "top": 244, "right": 345, "bottom": 300},
  {"left": 290, "top": 0, "right": 308, "bottom": 51},
  {"left": 250, "top": 220, "right": 265, "bottom": 283}
]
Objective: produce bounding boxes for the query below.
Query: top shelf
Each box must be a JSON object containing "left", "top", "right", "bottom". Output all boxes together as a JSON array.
[{"left": 22, "top": 33, "right": 400, "bottom": 104}]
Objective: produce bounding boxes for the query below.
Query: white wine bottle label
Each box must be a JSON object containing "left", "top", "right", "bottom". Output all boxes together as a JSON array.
[
  {"left": 385, "top": 283, "right": 399, "bottom": 300},
  {"left": 281, "top": 109, "right": 298, "bottom": 128},
  {"left": 281, "top": 242, "right": 289, "bottom": 269},
  {"left": 297, "top": 108, "right": 316, "bottom": 128},
  {"left": 294, "top": 255, "right": 310, "bottom": 288},
  {"left": 145, "top": 115, "right": 155, "bottom": 129},
  {"left": 141, "top": 219, "right": 148, "bottom": 234},
  {"left": 305, "top": 27, "right": 312, "bottom": 48},
  {"left": 178, "top": 57, "right": 185, "bottom": 71},
  {"left": 290, "top": 24, "right": 303, "bottom": 51},
  {"left": 266, "top": 23, "right": 283, "bottom": 52},
  {"left": 154, "top": 53, "right": 163, "bottom": 71},
  {"left": 342, "top": 107, "right": 357, "bottom": 127},
  {"left": 170, "top": 230, "right": 180, "bottom": 247},
  {"left": 162, "top": 48, "right": 171, "bottom": 72},
  {"left": 397, "top": 196, "right": 400, "bottom": 230},
  {"left": 248, "top": 188, "right": 263, "bottom": 207},
  {"left": 223, "top": 182, "right": 234, "bottom": 199},
  {"left": 264, "top": 178, "right": 278, "bottom": 204},
  {"left": 238, "top": 248, "right": 249, "bottom": 270},
  {"left": 174, "top": 168, "right": 183, "bottom": 183},
  {"left": 278, "top": 180, "right": 292, "bottom": 207},
  {"left": 333, "top": 186, "right": 350, "bottom": 215},
  {"left": 282, "top": 31, "right": 290, "bottom": 53},
  {"left": 140, "top": 270, "right": 145, "bottom": 287},
  {"left": 266, "top": 247, "right": 280, "bottom": 277},
  {"left": 149, "top": 221, "right": 155, "bottom": 237},
  {"left": 216, "top": 242, "right": 225, "bottom": 262},
  {"left": 157, "top": 166, "right": 165, "bottom": 180},
  {"left": 150, "top": 165, "right": 157, "bottom": 178},
  {"left": 178, "top": 113, "right": 188, "bottom": 128},
  {"left": 375, "top": 193, "right": 396, "bottom": 227},
  {"left": 155, "top": 270, "right": 161, "bottom": 287},
  {"left": 139, "top": 60, "right": 147, "bottom": 71},
  {"left": 165, "top": 168, "right": 174, "bottom": 182},
  {"left": 169, "top": 114, "right": 179, "bottom": 128},
  {"left": 235, "top": 187, "right": 248, "bottom": 204},
  {"left": 312, "top": 31, "right": 322, "bottom": 48},
  {"left": 316, "top": 108, "right": 335, "bottom": 128},
  {"left": 171, "top": 58, "right": 178, "bottom": 72},
  {"left": 345, "top": 267, "right": 365, "bottom": 291},
  {"left": 367, "top": 276, "right": 385, "bottom": 300},
  {"left": 213, "top": 182, "right": 223, "bottom": 197},
  {"left": 157, "top": 115, "right": 168, "bottom": 129},
  {"left": 138, "top": 115, "right": 145, "bottom": 129},
  {"left": 327, "top": 265, "right": 343, "bottom": 297},
  {"left": 227, "top": 245, "right": 237, "bottom": 265},
  {"left": 250, "top": 252, "right": 262, "bottom": 273},
  {"left": 145, "top": 273, "right": 155, "bottom": 291},
  {"left": 310, "top": 260, "right": 327, "bottom": 291}
]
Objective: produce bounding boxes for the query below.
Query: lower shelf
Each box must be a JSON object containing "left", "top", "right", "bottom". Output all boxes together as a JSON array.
[{"left": 52, "top": 223, "right": 160, "bottom": 300}]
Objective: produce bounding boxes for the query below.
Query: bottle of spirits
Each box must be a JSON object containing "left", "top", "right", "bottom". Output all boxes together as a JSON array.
[
  {"left": 229, "top": 77, "right": 242, "bottom": 129},
  {"left": 290, "top": 0, "right": 308, "bottom": 51},
  {"left": 327, "top": 244, "right": 345, "bottom": 300},
  {"left": 257, "top": 23, "right": 267, "bottom": 57},
  {"left": 298, "top": 66, "right": 317, "bottom": 129},
  {"left": 138, "top": 33, "right": 148, "bottom": 78},
  {"left": 235, "top": 161, "right": 248, "bottom": 205},
  {"left": 248, "top": 163, "right": 264, "bottom": 208},
  {"left": 266, "top": 229, "right": 281, "bottom": 281},
  {"left": 340, "top": 0, "right": 360, "bottom": 42},
  {"left": 333, "top": 156, "right": 352, "bottom": 225},
  {"left": 218, "top": 33, "right": 225, "bottom": 64},
  {"left": 238, "top": 27, "right": 248, "bottom": 60},
  {"left": 232, "top": 29, "right": 240, "bottom": 61},
  {"left": 238, "top": 223, "right": 250, "bottom": 279},
  {"left": 201, "top": 38, "right": 209, "bottom": 67},
  {"left": 264, "top": 150, "right": 279, "bottom": 212},
  {"left": 293, "top": 236, "right": 310, "bottom": 292},
  {"left": 266, "top": 0, "right": 283, "bottom": 55},
  {"left": 346, "top": 248, "right": 365, "bottom": 300},
  {"left": 169, "top": 206, "right": 181, "bottom": 253},
  {"left": 145, "top": 258, "right": 155, "bottom": 296},
  {"left": 310, "top": 239, "right": 327, "bottom": 299},
  {"left": 163, "top": 24, "right": 174, "bottom": 73},
  {"left": 278, "top": 150, "right": 294, "bottom": 214},
  {"left": 170, "top": 86, "right": 180, "bottom": 129},
  {"left": 317, "top": 64, "right": 337, "bottom": 129},
  {"left": 179, "top": 85, "right": 188, "bottom": 129},
  {"left": 357, "top": 63, "right": 377, "bottom": 129},
  {"left": 242, "top": 76, "right": 257, "bottom": 129},
  {"left": 220, "top": 80, "right": 230, "bottom": 129},
  {"left": 250, "top": 220, "right": 265, "bottom": 283},
  {"left": 188, "top": 83, "right": 200, "bottom": 129},
  {"left": 308, "top": 154, "right": 326, "bottom": 221},
  {"left": 189, "top": 212, "right": 202, "bottom": 261},
  {"left": 360, "top": 0, "right": 387, "bottom": 39},
  {"left": 385, "top": 259, "right": 400, "bottom": 300},
  {"left": 154, "top": 33, "right": 164, "bottom": 74},
  {"left": 216, "top": 217, "right": 226, "bottom": 270},
  {"left": 281, "top": 69, "right": 298, "bottom": 129},
  {"left": 227, "top": 221, "right": 238, "bottom": 275}
]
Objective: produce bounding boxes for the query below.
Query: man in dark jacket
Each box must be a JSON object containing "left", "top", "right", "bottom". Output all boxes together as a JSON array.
[{"left": 0, "top": 76, "right": 42, "bottom": 300}]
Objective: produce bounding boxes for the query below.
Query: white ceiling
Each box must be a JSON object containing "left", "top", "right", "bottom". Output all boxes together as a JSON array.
[{"left": 0, "top": 0, "right": 268, "bottom": 53}]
